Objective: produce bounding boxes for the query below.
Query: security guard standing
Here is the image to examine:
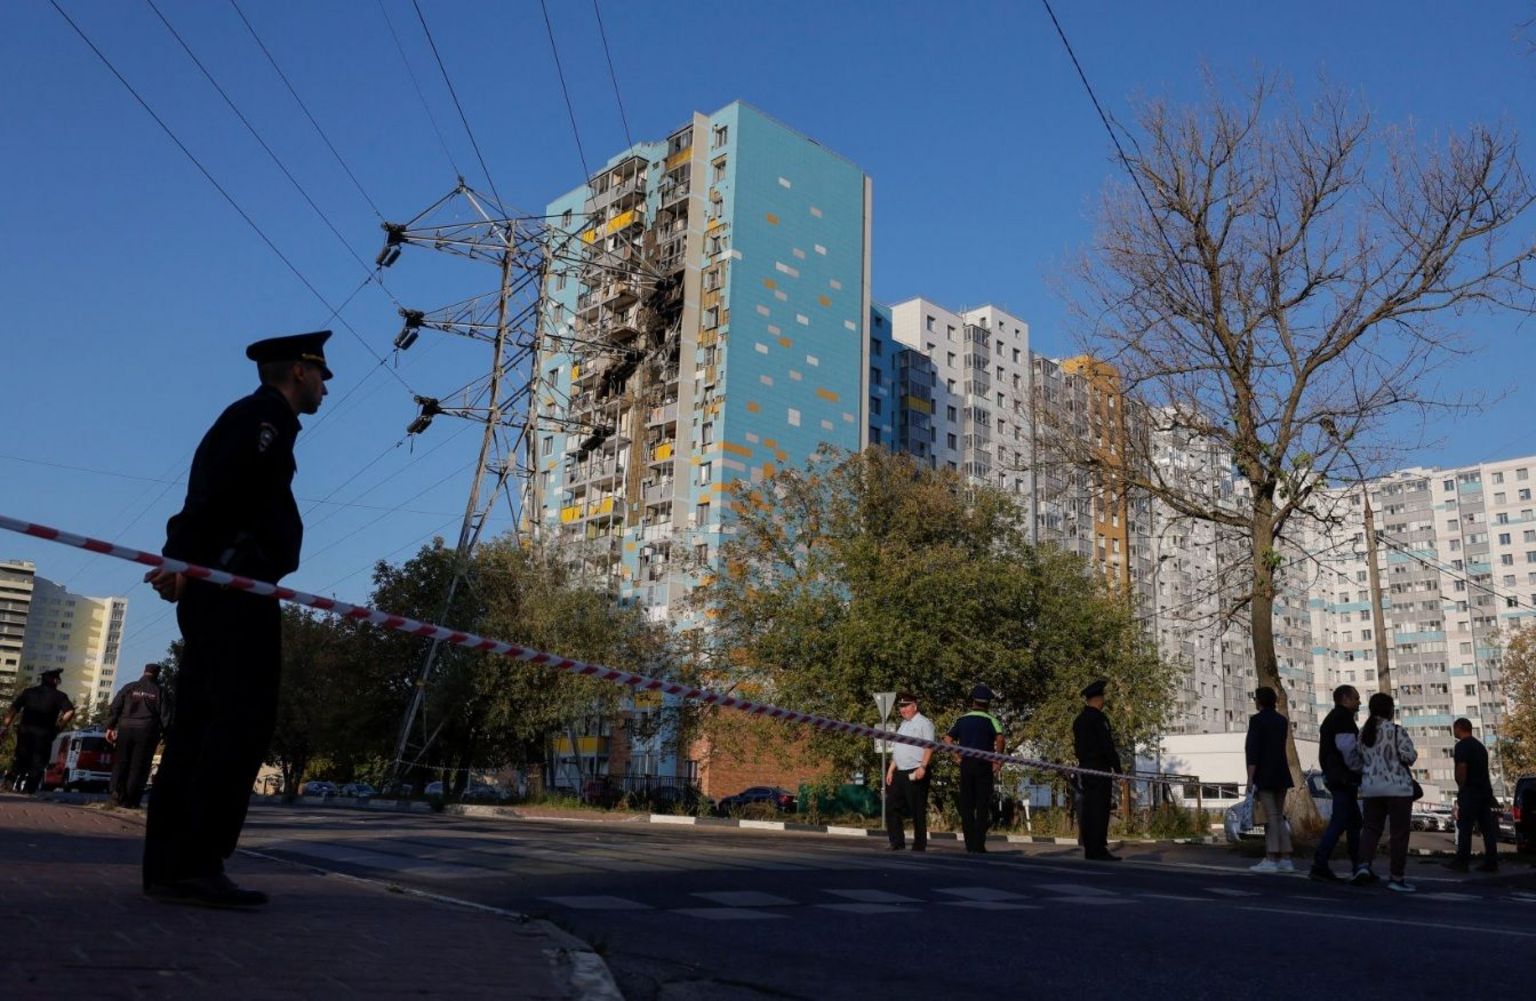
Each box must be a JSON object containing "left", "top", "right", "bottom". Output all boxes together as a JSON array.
[
  {"left": 944, "top": 684, "right": 1006, "bottom": 853},
  {"left": 105, "top": 663, "right": 172, "bottom": 808},
  {"left": 1073, "top": 678, "right": 1123, "bottom": 861},
  {"left": 142, "top": 330, "right": 330, "bottom": 908},
  {"left": 2, "top": 668, "right": 75, "bottom": 793}
]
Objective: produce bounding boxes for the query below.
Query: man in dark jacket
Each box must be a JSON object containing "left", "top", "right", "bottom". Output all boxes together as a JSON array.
[
  {"left": 1073, "top": 679, "right": 1122, "bottom": 861},
  {"left": 106, "top": 663, "right": 172, "bottom": 808},
  {"left": 141, "top": 330, "right": 330, "bottom": 908},
  {"left": 1311, "top": 685, "right": 1362, "bottom": 882},
  {"left": 944, "top": 684, "right": 1006, "bottom": 854},
  {"left": 1445, "top": 718, "right": 1498, "bottom": 873},
  {"left": 1245, "top": 686, "right": 1295, "bottom": 873},
  {"left": 2, "top": 669, "right": 75, "bottom": 793}
]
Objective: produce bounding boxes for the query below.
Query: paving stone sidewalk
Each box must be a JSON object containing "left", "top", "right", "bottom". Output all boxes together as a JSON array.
[{"left": 0, "top": 795, "right": 619, "bottom": 1000}]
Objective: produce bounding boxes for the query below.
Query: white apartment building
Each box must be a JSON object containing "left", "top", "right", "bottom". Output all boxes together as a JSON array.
[
  {"left": 18, "top": 575, "right": 128, "bottom": 715},
  {"left": 0, "top": 559, "right": 36, "bottom": 694}
]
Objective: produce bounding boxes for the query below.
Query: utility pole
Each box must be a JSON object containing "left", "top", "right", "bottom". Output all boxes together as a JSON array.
[
  {"left": 1360, "top": 484, "right": 1393, "bottom": 694},
  {"left": 374, "top": 184, "right": 551, "bottom": 790}
]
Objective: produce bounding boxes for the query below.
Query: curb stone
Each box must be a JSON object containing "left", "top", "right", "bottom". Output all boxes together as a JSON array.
[{"left": 31, "top": 799, "right": 623, "bottom": 1001}]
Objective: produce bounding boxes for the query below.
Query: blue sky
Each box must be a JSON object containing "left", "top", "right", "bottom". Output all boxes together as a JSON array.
[{"left": 2, "top": 1, "right": 1533, "bottom": 693}]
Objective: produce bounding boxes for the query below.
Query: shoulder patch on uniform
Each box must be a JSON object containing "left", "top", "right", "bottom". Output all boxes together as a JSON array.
[{"left": 257, "top": 422, "right": 277, "bottom": 453}]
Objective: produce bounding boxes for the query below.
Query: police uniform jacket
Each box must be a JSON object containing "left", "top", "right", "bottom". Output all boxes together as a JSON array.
[
  {"left": 164, "top": 384, "right": 303, "bottom": 582},
  {"left": 10, "top": 684, "right": 74, "bottom": 733},
  {"left": 1073, "top": 705, "right": 1122, "bottom": 775},
  {"left": 107, "top": 678, "right": 172, "bottom": 731}
]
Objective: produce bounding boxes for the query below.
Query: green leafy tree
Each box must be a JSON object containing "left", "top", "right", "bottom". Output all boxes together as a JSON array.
[
  {"left": 367, "top": 532, "right": 671, "bottom": 795},
  {"left": 1497, "top": 626, "right": 1536, "bottom": 782},
  {"left": 696, "top": 446, "right": 1178, "bottom": 785}
]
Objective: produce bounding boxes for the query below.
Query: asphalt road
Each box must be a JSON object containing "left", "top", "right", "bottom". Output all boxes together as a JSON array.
[{"left": 240, "top": 806, "right": 1536, "bottom": 1001}]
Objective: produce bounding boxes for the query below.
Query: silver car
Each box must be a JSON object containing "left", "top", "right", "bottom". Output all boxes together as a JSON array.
[{"left": 1224, "top": 772, "right": 1334, "bottom": 843}]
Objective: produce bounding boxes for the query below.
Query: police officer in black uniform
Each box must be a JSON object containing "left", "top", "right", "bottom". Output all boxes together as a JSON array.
[
  {"left": 944, "top": 684, "right": 1006, "bottom": 854},
  {"left": 1073, "top": 678, "right": 1123, "bottom": 861},
  {"left": 141, "top": 330, "right": 330, "bottom": 908},
  {"left": 2, "top": 668, "right": 75, "bottom": 793},
  {"left": 106, "top": 663, "right": 172, "bottom": 808}
]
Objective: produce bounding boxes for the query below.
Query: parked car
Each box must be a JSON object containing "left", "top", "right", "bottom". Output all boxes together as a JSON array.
[
  {"left": 1514, "top": 774, "right": 1536, "bottom": 853},
  {"left": 424, "top": 781, "right": 444, "bottom": 797},
  {"left": 301, "top": 780, "right": 339, "bottom": 797},
  {"left": 461, "top": 784, "right": 504, "bottom": 803},
  {"left": 338, "top": 782, "right": 376, "bottom": 799},
  {"left": 716, "top": 786, "right": 797, "bottom": 815},
  {"left": 1223, "top": 772, "right": 1332, "bottom": 842},
  {"left": 39, "top": 729, "right": 113, "bottom": 792}
]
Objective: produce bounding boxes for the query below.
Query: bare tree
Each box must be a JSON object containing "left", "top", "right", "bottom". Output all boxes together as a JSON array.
[{"left": 1051, "top": 75, "right": 1536, "bottom": 821}]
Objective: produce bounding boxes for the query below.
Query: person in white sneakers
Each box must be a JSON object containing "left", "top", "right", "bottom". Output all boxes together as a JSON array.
[
  {"left": 1355, "top": 693, "right": 1419, "bottom": 892},
  {"left": 1244, "top": 687, "right": 1296, "bottom": 873}
]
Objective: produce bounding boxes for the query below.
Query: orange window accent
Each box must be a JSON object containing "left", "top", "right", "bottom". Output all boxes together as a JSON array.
[
  {"left": 777, "top": 337, "right": 792, "bottom": 349},
  {"left": 763, "top": 278, "right": 777, "bottom": 289},
  {"left": 722, "top": 441, "right": 753, "bottom": 457},
  {"left": 762, "top": 462, "right": 776, "bottom": 478},
  {"left": 815, "top": 388, "right": 840, "bottom": 402},
  {"left": 774, "top": 450, "right": 788, "bottom": 463},
  {"left": 762, "top": 438, "right": 778, "bottom": 449},
  {"left": 765, "top": 212, "right": 779, "bottom": 225},
  {"left": 746, "top": 401, "right": 761, "bottom": 413},
  {"left": 818, "top": 295, "right": 831, "bottom": 307}
]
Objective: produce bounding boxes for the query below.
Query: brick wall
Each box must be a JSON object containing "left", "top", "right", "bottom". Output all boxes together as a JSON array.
[{"left": 689, "top": 715, "right": 832, "bottom": 798}]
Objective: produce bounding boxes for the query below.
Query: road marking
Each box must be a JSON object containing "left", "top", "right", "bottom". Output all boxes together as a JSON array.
[
  {"left": 1418, "top": 892, "right": 1482, "bottom": 901},
  {"left": 940, "top": 901, "right": 1041, "bottom": 910},
  {"left": 1138, "top": 893, "right": 1210, "bottom": 902},
  {"left": 816, "top": 903, "right": 916, "bottom": 915},
  {"left": 691, "top": 890, "right": 797, "bottom": 907},
  {"left": 1036, "top": 883, "right": 1118, "bottom": 897},
  {"left": 1205, "top": 887, "right": 1259, "bottom": 897},
  {"left": 540, "top": 895, "right": 652, "bottom": 911},
  {"left": 1051, "top": 897, "right": 1132, "bottom": 906},
  {"left": 824, "top": 889, "right": 922, "bottom": 904},
  {"left": 934, "top": 887, "right": 1030, "bottom": 902},
  {"left": 1236, "top": 905, "right": 1536, "bottom": 938},
  {"left": 671, "top": 907, "right": 787, "bottom": 921}
]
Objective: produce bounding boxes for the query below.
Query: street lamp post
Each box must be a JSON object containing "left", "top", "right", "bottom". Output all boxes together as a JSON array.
[{"left": 874, "top": 692, "right": 896, "bottom": 830}]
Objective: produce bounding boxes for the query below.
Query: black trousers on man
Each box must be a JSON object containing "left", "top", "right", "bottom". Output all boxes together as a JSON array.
[
  {"left": 886, "top": 768, "right": 930, "bottom": 849},
  {"left": 1079, "top": 776, "right": 1113, "bottom": 858},
  {"left": 1455, "top": 794, "right": 1499, "bottom": 866},
  {"left": 958, "top": 762, "right": 995, "bottom": 852},
  {"left": 111, "top": 725, "right": 161, "bottom": 808},
  {"left": 144, "top": 584, "right": 280, "bottom": 889},
  {"left": 10, "top": 726, "right": 55, "bottom": 793}
]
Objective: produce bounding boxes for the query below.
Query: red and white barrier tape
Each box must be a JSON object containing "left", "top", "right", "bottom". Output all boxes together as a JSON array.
[{"left": 0, "top": 512, "right": 1156, "bottom": 785}]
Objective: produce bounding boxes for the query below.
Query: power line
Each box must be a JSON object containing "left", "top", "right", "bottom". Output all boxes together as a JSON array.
[
  {"left": 1036, "top": 0, "right": 1190, "bottom": 281},
  {"left": 591, "top": 0, "right": 634, "bottom": 151},
  {"left": 227, "top": 0, "right": 385, "bottom": 220},
  {"left": 411, "top": 0, "right": 505, "bottom": 206},
  {"left": 1375, "top": 531, "right": 1536, "bottom": 615},
  {"left": 375, "top": 0, "right": 460, "bottom": 178},
  {"left": 145, "top": 0, "right": 403, "bottom": 305},
  {"left": 49, "top": 1, "right": 412, "bottom": 395},
  {"left": 539, "top": 0, "right": 592, "bottom": 179}
]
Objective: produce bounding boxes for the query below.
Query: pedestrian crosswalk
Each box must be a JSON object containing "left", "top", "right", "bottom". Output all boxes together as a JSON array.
[{"left": 534, "top": 882, "right": 1285, "bottom": 920}]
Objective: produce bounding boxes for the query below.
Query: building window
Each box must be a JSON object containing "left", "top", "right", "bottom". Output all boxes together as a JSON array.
[
  {"left": 542, "top": 435, "right": 554, "bottom": 456},
  {"left": 699, "top": 461, "right": 712, "bottom": 485},
  {"left": 696, "top": 501, "right": 710, "bottom": 524},
  {"left": 712, "top": 124, "right": 728, "bottom": 148},
  {"left": 925, "top": 315, "right": 935, "bottom": 332},
  {"left": 947, "top": 433, "right": 958, "bottom": 449},
  {"left": 712, "top": 158, "right": 727, "bottom": 184},
  {"left": 701, "top": 422, "right": 714, "bottom": 445}
]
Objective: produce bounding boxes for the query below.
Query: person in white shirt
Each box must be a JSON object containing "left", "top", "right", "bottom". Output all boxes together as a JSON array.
[{"left": 884, "top": 692, "right": 935, "bottom": 851}]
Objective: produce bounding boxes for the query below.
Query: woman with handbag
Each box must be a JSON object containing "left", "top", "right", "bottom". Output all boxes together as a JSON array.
[{"left": 1355, "top": 692, "right": 1420, "bottom": 892}]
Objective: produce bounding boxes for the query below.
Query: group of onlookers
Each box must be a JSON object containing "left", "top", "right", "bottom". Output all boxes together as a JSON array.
[{"left": 1246, "top": 684, "right": 1499, "bottom": 892}]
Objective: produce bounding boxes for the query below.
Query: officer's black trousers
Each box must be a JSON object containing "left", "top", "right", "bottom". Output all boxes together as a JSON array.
[
  {"left": 886, "top": 768, "right": 929, "bottom": 849},
  {"left": 1080, "top": 776, "right": 1112, "bottom": 857},
  {"left": 958, "top": 763, "right": 994, "bottom": 852},
  {"left": 11, "top": 726, "right": 54, "bottom": 792},
  {"left": 144, "top": 584, "right": 280, "bottom": 888},
  {"left": 111, "top": 725, "right": 160, "bottom": 808}
]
